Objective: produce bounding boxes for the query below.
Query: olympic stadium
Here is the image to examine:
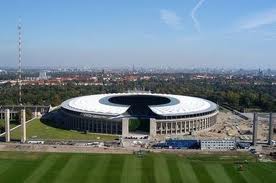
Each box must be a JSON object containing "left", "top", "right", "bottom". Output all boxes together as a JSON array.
[{"left": 58, "top": 93, "right": 218, "bottom": 137}]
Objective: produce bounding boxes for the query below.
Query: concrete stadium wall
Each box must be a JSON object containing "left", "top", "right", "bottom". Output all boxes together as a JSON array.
[
  {"left": 58, "top": 109, "right": 122, "bottom": 135},
  {"left": 58, "top": 109, "right": 218, "bottom": 137},
  {"left": 155, "top": 111, "right": 218, "bottom": 135}
]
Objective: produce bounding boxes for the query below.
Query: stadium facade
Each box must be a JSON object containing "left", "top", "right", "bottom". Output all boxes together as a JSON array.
[{"left": 59, "top": 93, "right": 218, "bottom": 137}]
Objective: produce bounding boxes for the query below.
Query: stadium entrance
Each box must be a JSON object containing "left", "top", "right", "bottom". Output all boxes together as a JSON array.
[{"left": 128, "top": 118, "right": 150, "bottom": 134}]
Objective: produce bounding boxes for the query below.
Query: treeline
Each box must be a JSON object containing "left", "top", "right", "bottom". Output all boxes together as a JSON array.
[{"left": 0, "top": 79, "right": 275, "bottom": 112}]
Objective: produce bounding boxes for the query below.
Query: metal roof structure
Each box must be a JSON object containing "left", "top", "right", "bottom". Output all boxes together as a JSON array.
[{"left": 61, "top": 93, "right": 218, "bottom": 117}]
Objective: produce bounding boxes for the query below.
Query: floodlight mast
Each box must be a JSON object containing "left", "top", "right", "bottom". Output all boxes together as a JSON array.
[{"left": 18, "top": 18, "right": 22, "bottom": 105}]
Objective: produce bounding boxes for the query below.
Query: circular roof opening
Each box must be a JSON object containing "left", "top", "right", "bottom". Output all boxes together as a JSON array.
[
  {"left": 62, "top": 93, "right": 216, "bottom": 116},
  {"left": 108, "top": 95, "right": 171, "bottom": 106}
]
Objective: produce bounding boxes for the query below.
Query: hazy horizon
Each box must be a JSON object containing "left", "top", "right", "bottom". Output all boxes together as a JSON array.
[{"left": 1, "top": 0, "right": 276, "bottom": 69}]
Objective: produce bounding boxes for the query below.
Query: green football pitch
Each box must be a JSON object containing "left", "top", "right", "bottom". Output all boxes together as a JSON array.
[{"left": 0, "top": 151, "right": 276, "bottom": 183}]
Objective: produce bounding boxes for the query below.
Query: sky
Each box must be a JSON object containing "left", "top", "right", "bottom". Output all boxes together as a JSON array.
[{"left": 1, "top": 0, "right": 276, "bottom": 69}]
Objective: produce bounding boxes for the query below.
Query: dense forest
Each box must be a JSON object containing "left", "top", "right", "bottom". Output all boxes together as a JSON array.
[{"left": 0, "top": 78, "right": 275, "bottom": 112}]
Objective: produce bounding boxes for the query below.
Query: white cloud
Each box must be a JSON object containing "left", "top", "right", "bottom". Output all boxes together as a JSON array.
[
  {"left": 160, "top": 9, "right": 182, "bottom": 29},
  {"left": 191, "top": 0, "right": 205, "bottom": 33},
  {"left": 239, "top": 8, "right": 276, "bottom": 30}
]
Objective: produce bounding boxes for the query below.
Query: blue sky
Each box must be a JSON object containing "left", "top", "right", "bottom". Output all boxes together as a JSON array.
[{"left": 1, "top": 0, "right": 276, "bottom": 69}]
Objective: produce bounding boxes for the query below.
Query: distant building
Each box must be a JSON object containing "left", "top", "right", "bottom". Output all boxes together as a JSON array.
[
  {"left": 25, "top": 71, "right": 51, "bottom": 81},
  {"left": 200, "top": 140, "right": 236, "bottom": 150},
  {"left": 39, "top": 71, "right": 50, "bottom": 80},
  {"left": 153, "top": 139, "right": 200, "bottom": 149},
  {"left": 0, "top": 69, "right": 7, "bottom": 74},
  {"left": 236, "top": 142, "right": 251, "bottom": 149}
]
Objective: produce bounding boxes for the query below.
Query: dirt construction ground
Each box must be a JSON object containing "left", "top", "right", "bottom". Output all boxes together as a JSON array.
[{"left": 194, "top": 111, "right": 275, "bottom": 141}]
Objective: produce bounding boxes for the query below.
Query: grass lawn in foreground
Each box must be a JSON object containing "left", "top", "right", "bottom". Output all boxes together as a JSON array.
[
  {"left": 0, "top": 151, "right": 275, "bottom": 183},
  {"left": 10, "top": 119, "right": 117, "bottom": 141}
]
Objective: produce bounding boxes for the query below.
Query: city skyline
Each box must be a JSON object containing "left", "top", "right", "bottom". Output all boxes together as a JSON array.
[{"left": 1, "top": 0, "right": 276, "bottom": 69}]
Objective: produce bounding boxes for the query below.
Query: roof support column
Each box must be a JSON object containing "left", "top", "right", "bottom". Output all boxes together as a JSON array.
[
  {"left": 150, "top": 118, "right": 156, "bottom": 137},
  {"left": 252, "top": 113, "right": 258, "bottom": 146},
  {"left": 122, "top": 118, "right": 129, "bottom": 137},
  {"left": 5, "top": 109, "right": 10, "bottom": 142},
  {"left": 21, "top": 109, "right": 26, "bottom": 143},
  {"left": 268, "top": 113, "right": 274, "bottom": 145}
]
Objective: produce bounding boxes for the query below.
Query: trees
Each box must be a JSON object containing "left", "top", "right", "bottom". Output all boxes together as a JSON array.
[
  {"left": 0, "top": 76, "right": 275, "bottom": 112},
  {"left": 51, "top": 94, "right": 61, "bottom": 107},
  {"left": 226, "top": 91, "right": 240, "bottom": 107},
  {"left": 25, "top": 108, "right": 33, "bottom": 121}
]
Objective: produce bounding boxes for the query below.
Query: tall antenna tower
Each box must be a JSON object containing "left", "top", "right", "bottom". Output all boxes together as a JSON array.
[{"left": 18, "top": 18, "right": 22, "bottom": 105}]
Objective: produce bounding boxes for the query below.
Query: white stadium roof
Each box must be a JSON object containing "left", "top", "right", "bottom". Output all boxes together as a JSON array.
[{"left": 61, "top": 93, "right": 217, "bottom": 116}]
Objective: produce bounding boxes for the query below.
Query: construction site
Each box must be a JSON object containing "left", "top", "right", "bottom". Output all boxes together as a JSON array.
[{"left": 194, "top": 109, "right": 275, "bottom": 142}]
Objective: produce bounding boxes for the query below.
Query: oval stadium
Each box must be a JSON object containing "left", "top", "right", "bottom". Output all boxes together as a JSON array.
[{"left": 58, "top": 93, "right": 218, "bottom": 137}]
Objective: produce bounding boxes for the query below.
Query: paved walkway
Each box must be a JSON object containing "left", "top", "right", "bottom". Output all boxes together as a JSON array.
[{"left": 0, "top": 143, "right": 133, "bottom": 154}]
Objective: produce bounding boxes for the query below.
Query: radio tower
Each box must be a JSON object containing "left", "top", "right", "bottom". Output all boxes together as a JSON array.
[{"left": 18, "top": 18, "right": 22, "bottom": 105}]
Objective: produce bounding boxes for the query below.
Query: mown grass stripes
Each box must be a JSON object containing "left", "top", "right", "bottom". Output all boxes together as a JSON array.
[
  {"left": 38, "top": 153, "right": 72, "bottom": 183},
  {"left": 222, "top": 164, "right": 247, "bottom": 183},
  {"left": 154, "top": 154, "right": 171, "bottom": 183},
  {"left": 0, "top": 159, "right": 42, "bottom": 182},
  {"left": 205, "top": 163, "right": 232, "bottom": 183},
  {"left": 103, "top": 154, "right": 126, "bottom": 183},
  {"left": 0, "top": 151, "right": 276, "bottom": 183},
  {"left": 121, "top": 156, "right": 142, "bottom": 183},
  {"left": 177, "top": 160, "right": 199, "bottom": 183},
  {"left": 24, "top": 154, "right": 59, "bottom": 183},
  {"left": 191, "top": 162, "right": 214, "bottom": 183},
  {"left": 166, "top": 155, "right": 183, "bottom": 183},
  {"left": 141, "top": 155, "right": 156, "bottom": 183},
  {"left": 85, "top": 154, "right": 111, "bottom": 183}
]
